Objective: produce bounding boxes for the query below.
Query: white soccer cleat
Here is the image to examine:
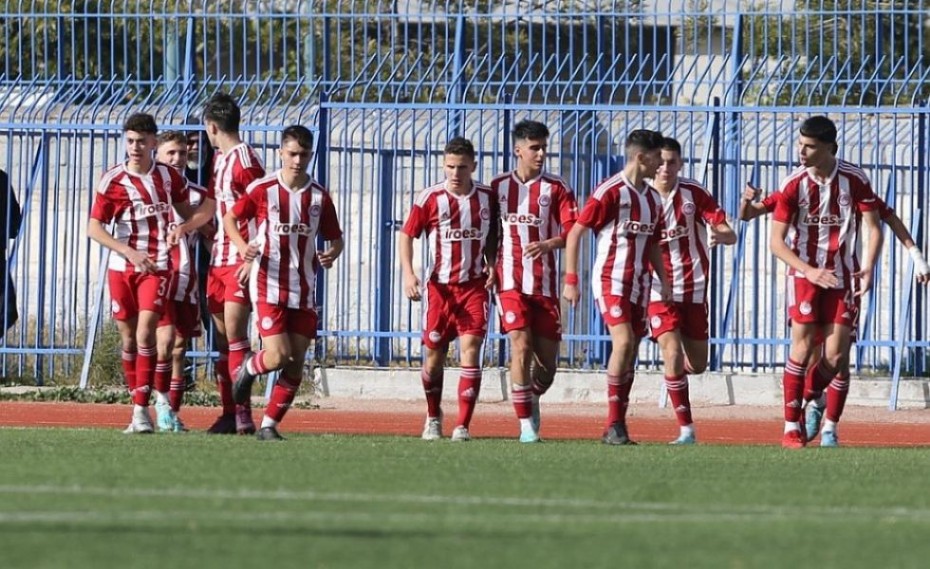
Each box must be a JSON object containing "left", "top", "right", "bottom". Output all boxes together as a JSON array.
[
  {"left": 451, "top": 425, "right": 471, "bottom": 442},
  {"left": 421, "top": 413, "right": 443, "bottom": 441},
  {"left": 124, "top": 406, "right": 154, "bottom": 434}
]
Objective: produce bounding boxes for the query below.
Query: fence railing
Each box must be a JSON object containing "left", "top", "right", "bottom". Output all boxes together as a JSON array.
[{"left": 0, "top": 1, "right": 927, "bottom": 386}]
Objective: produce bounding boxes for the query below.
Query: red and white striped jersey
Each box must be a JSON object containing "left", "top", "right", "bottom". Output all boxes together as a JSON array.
[
  {"left": 773, "top": 160, "right": 881, "bottom": 288},
  {"left": 210, "top": 143, "right": 265, "bottom": 267},
  {"left": 649, "top": 178, "right": 727, "bottom": 303},
  {"left": 577, "top": 172, "right": 662, "bottom": 305},
  {"left": 402, "top": 181, "right": 497, "bottom": 285},
  {"left": 168, "top": 181, "right": 208, "bottom": 304},
  {"left": 764, "top": 189, "right": 893, "bottom": 219},
  {"left": 90, "top": 162, "right": 189, "bottom": 272},
  {"left": 233, "top": 172, "right": 343, "bottom": 310},
  {"left": 492, "top": 171, "right": 578, "bottom": 298}
]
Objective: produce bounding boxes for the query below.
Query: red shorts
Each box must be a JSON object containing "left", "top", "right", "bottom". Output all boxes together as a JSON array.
[
  {"left": 788, "top": 278, "right": 858, "bottom": 328},
  {"left": 108, "top": 269, "right": 173, "bottom": 321},
  {"left": 207, "top": 265, "right": 250, "bottom": 314},
  {"left": 254, "top": 302, "right": 319, "bottom": 339},
  {"left": 159, "top": 301, "right": 202, "bottom": 339},
  {"left": 497, "top": 291, "right": 562, "bottom": 341},
  {"left": 422, "top": 279, "right": 489, "bottom": 350},
  {"left": 647, "top": 301, "right": 709, "bottom": 341},
  {"left": 596, "top": 295, "right": 647, "bottom": 338}
]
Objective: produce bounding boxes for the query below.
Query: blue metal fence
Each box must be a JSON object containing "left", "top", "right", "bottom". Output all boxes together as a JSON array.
[{"left": 0, "top": 1, "right": 928, "bottom": 385}]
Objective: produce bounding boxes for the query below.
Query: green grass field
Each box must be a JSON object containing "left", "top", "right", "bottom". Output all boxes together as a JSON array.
[{"left": 1, "top": 429, "right": 928, "bottom": 569}]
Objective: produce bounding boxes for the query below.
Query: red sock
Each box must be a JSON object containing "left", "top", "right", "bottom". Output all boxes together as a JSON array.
[
  {"left": 618, "top": 370, "right": 634, "bottom": 423},
  {"left": 121, "top": 350, "right": 137, "bottom": 392},
  {"left": 420, "top": 368, "right": 443, "bottom": 418},
  {"left": 456, "top": 367, "right": 481, "bottom": 428},
  {"left": 245, "top": 350, "right": 272, "bottom": 376},
  {"left": 265, "top": 374, "right": 302, "bottom": 423},
  {"left": 782, "top": 358, "right": 805, "bottom": 422},
  {"left": 228, "top": 338, "right": 251, "bottom": 409},
  {"left": 133, "top": 345, "right": 156, "bottom": 406},
  {"left": 154, "top": 360, "right": 172, "bottom": 394},
  {"left": 803, "top": 362, "right": 831, "bottom": 402},
  {"left": 216, "top": 352, "right": 234, "bottom": 415},
  {"left": 825, "top": 374, "right": 850, "bottom": 422},
  {"left": 511, "top": 384, "right": 533, "bottom": 419},
  {"left": 169, "top": 377, "right": 184, "bottom": 412},
  {"left": 606, "top": 371, "right": 634, "bottom": 426},
  {"left": 665, "top": 374, "right": 692, "bottom": 426}
]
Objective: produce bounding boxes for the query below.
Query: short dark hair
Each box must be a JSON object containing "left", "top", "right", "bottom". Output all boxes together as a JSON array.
[
  {"left": 660, "top": 137, "right": 682, "bottom": 156},
  {"left": 202, "top": 92, "right": 241, "bottom": 133},
  {"left": 282, "top": 125, "right": 314, "bottom": 149},
  {"left": 123, "top": 113, "right": 158, "bottom": 135},
  {"left": 157, "top": 130, "right": 188, "bottom": 147},
  {"left": 513, "top": 120, "right": 549, "bottom": 142},
  {"left": 444, "top": 137, "right": 476, "bottom": 160},
  {"left": 624, "top": 129, "right": 663, "bottom": 157},
  {"left": 799, "top": 116, "right": 837, "bottom": 145}
]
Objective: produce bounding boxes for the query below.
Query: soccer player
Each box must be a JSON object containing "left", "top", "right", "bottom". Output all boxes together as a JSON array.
[
  {"left": 87, "top": 113, "right": 212, "bottom": 433},
  {"left": 152, "top": 131, "right": 214, "bottom": 432},
  {"left": 399, "top": 137, "right": 498, "bottom": 442},
  {"left": 491, "top": 120, "right": 577, "bottom": 443},
  {"left": 562, "top": 129, "right": 670, "bottom": 445},
  {"left": 770, "top": 115, "right": 886, "bottom": 448},
  {"left": 173, "top": 93, "right": 265, "bottom": 435},
  {"left": 648, "top": 137, "right": 736, "bottom": 445},
  {"left": 227, "top": 125, "right": 344, "bottom": 441}
]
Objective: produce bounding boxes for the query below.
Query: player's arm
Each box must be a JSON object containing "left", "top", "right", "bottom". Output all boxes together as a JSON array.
[
  {"left": 398, "top": 231, "right": 421, "bottom": 301},
  {"left": 710, "top": 220, "right": 737, "bottom": 246},
  {"left": 854, "top": 210, "right": 883, "bottom": 297},
  {"left": 170, "top": 196, "right": 216, "bottom": 246},
  {"left": 739, "top": 184, "right": 768, "bottom": 221},
  {"left": 483, "top": 202, "right": 500, "bottom": 290},
  {"left": 561, "top": 222, "right": 587, "bottom": 306},
  {"left": 882, "top": 212, "right": 930, "bottom": 284},
  {"left": 317, "top": 196, "right": 344, "bottom": 269},
  {"left": 225, "top": 194, "right": 259, "bottom": 285},
  {"left": 87, "top": 217, "right": 156, "bottom": 274},
  {"left": 648, "top": 240, "right": 671, "bottom": 300},
  {"left": 769, "top": 220, "right": 838, "bottom": 289}
]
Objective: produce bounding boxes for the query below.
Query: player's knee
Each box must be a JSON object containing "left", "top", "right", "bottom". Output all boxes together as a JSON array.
[{"left": 686, "top": 360, "right": 707, "bottom": 375}]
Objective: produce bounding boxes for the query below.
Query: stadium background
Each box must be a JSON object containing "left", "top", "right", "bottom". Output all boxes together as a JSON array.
[{"left": 0, "top": 1, "right": 927, "bottom": 402}]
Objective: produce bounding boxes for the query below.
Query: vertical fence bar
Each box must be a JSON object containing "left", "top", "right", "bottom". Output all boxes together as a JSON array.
[
  {"left": 889, "top": 210, "right": 921, "bottom": 410},
  {"left": 374, "top": 150, "right": 395, "bottom": 365}
]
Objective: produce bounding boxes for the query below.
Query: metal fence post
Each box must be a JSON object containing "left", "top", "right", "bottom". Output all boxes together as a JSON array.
[{"left": 375, "top": 150, "right": 395, "bottom": 366}]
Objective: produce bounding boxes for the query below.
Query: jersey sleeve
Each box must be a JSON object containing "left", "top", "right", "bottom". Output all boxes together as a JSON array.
[
  {"left": 852, "top": 177, "right": 881, "bottom": 213},
  {"left": 234, "top": 162, "right": 266, "bottom": 192},
  {"left": 232, "top": 185, "right": 260, "bottom": 221},
  {"left": 772, "top": 185, "right": 797, "bottom": 223},
  {"left": 576, "top": 189, "right": 617, "bottom": 232},
  {"left": 556, "top": 184, "right": 579, "bottom": 239},
  {"left": 697, "top": 189, "right": 727, "bottom": 226},
  {"left": 168, "top": 167, "right": 190, "bottom": 204},
  {"left": 319, "top": 193, "right": 343, "bottom": 240},
  {"left": 761, "top": 192, "right": 780, "bottom": 213},
  {"left": 89, "top": 178, "right": 122, "bottom": 223},
  {"left": 401, "top": 200, "right": 428, "bottom": 238}
]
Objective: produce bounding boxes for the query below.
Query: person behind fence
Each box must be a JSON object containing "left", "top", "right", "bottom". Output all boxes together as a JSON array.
[
  {"left": 490, "top": 120, "right": 577, "bottom": 443},
  {"left": 769, "top": 115, "right": 887, "bottom": 449},
  {"left": 399, "top": 137, "right": 499, "bottom": 442},
  {"left": 226, "top": 125, "right": 344, "bottom": 441},
  {"left": 562, "top": 129, "right": 670, "bottom": 446},
  {"left": 172, "top": 93, "right": 266, "bottom": 435},
  {"left": 646, "top": 136, "right": 736, "bottom": 445},
  {"left": 185, "top": 117, "right": 218, "bottom": 355},
  {"left": 150, "top": 131, "right": 215, "bottom": 432},
  {"left": 0, "top": 168, "right": 23, "bottom": 335},
  {"left": 87, "top": 113, "right": 214, "bottom": 434}
]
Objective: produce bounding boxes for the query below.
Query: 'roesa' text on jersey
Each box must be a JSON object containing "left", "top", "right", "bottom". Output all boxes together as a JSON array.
[
  {"left": 659, "top": 225, "right": 689, "bottom": 241},
  {"left": 443, "top": 227, "right": 484, "bottom": 241},
  {"left": 133, "top": 202, "right": 171, "bottom": 218},
  {"left": 802, "top": 214, "right": 843, "bottom": 226},
  {"left": 502, "top": 212, "right": 544, "bottom": 227},
  {"left": 620, "top": 220, "right": 656, "bottom": 235},
  {"left": 274, "top": 222, "right": 313, "bottom": 236}
]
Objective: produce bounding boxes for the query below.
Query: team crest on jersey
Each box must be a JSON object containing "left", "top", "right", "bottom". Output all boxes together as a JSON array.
[
  {"left": 799, "top": 301, "right": 812, "bottom": 316},
  {"left": 651, "top": 315, "right": 662, "bottom": 330},
  {"left": 538, "top": 194, "right": 551, "bottom": 207},
  {"left": 479, "top": 208, "right": 490, "bottom": 220},
  {"left": 838, "top": 193, "right": 851, "bottom": 206},
  {"left": 309, "top": 204, "right": 322, "bottom": 217},
  {"left": 428, "top": 330, "right": 442, "bottom": 343},
  {"left": 261, "top": 317, "right": 274, "bottom": 330},
  {"left": 681, "top": 201, "right": 696, "bottom": 215},
  {"left": 610, "top": 305, "right": 623, "bottom": 318},
  {"left": 505, "top": 311, "right": 517, "bottom": 324},
  {"left": 111, "top": 300, "right": 120, "bottom": 314}
]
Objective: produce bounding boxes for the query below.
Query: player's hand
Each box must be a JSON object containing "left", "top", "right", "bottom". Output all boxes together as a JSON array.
[
  {"left": 660, "top": 281, "right": 672, "bottom": 301},
  {"left": 805, "top": 267, "right": 839, "bottom": 289},
  {"left": 126, "top": 249, "right": 156, "bottom": 274},
  {"left": 317, "top": 247, "right": 339, "bottom": 269},
  {"left": 167, "top": 225, "right": 186, "bottom": 247},
  {"left": 403, "top": 273, "right": 422, "bottom": 301},
  {"left": 523, "top": 241, "right": 550, "bottom": 259},
  {"left": 236, "top": 260, "right": 252, "bottom": 287},
  {"left": 708, "top": 227, "right": 720, "bottom": 248},
  {"left": 742, "top": 185, "right": 761, "bottom": 202},
  {"left": 562, "top": 283, "right": 580, "bottom": 307},
  {"left": 484, "top": 267, "right": 497, "bottom": 291},
  {"left": 853, "top": 269, "right": 873, "bottom": 297},
  {"left": 918, "top": 272, "right": 930, "bottom": 285},
  {"left": 908, "top": 247, "right": 930, "bottom": 285},
  {"left": 198, "top": 223, "right": 217, "bottom": 241}
]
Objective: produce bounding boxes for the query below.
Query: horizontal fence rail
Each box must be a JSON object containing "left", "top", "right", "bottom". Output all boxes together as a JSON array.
[{"left": 0, "top": 1, "right": 927, "bottom": 385}]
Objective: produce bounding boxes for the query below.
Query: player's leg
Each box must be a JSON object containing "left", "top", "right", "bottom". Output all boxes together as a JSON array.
[
  {"left": 818, "top": 294, "right": 855, "bottom": 447},
  {"left": 225, "top": 300, "right": 255, "bottom": 434},
  {"left": 420, "top": 281, "right": 450, "bottom": 440},
  {"left": 108, "top": 270, "right": 138, "bottom": 397},
  {"left": 206, "top": 266, "right": 236, "bottom": 433},
  {"left": 781, "top": 279, "right": 821, "bottom": 447},
  {"left": 650, "top": 301, "right": 695, "bottom": 444},
  {"left": 154, "top": 318, "right": 176, "bottom": 432},
  {"left": 679, "top": 302, "right": 710, "bottom": 376},
  {"left": 526, "top": 295, "right": 562, "bottom": 437},
  {"left": 597, "top": 296, "right": 641, "bottom": 445},
  {"left": 681, "top": 337, "right": 709, "bottom": 376},
  {"left": 453, "top": 333, "right": 484, "bottom": 441},
  {"left": 168, "top": 330, "right": 188, "bottom": 431},
  {"left": 234, "top": 303, "right": 297, "bottom": 404},
  {"left": 507, "top": 327, "right": 536, "bottom": 440},
  {"left": 257, "top": 309, "right": 317, "bottom": 441}
]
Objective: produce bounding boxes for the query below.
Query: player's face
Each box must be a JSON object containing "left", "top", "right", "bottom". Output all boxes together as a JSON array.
[
  {"left": 443, "top": 153, "right": 476, "bottom": 193},
  {"left": 156, "top": 141, "right": 188, "bottom": 171},
  {"left": 655, "top": 149, "right": 682, "bottom": 186},
  {"left": 187, "top": 132, "right": 203, "bottom": 167},
  {"left": 279, "top": 139, "right": 313, "bottom": 176},
  {"left": 797, "top": 135, "right": 832, "bottom": 170},
  {"left": 124, "top": 131, "right": 156, "bottom": 167},
  {"left": 638, "top": 148, "right": 662, "bottom": 178},
  {"left": 514, "top": 137, "right": 547, "bottom": 175}
]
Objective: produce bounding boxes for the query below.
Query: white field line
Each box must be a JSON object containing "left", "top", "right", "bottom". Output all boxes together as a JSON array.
[{"left": 1, "top": 484, "right": 929, "bottom": 522}]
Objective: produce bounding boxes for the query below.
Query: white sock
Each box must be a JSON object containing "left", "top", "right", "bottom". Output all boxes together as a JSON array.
[
  {"left": 519, "top": 417, "right": 534, "bottom": 431},
  {"left": 680, "top": 424, "right": 695, "bottom": 437},
  {"left": 154, "top": 391, "right": 169, "bottom": 405},
  {"left": 822, "top": 419, "right": 837, "bottom": 433},
  {"left": 784, "top": 421, "right": 800, "bottom": 434},
  {"left": 261, "top": 416, "right": 278, "bottom": 429}
]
